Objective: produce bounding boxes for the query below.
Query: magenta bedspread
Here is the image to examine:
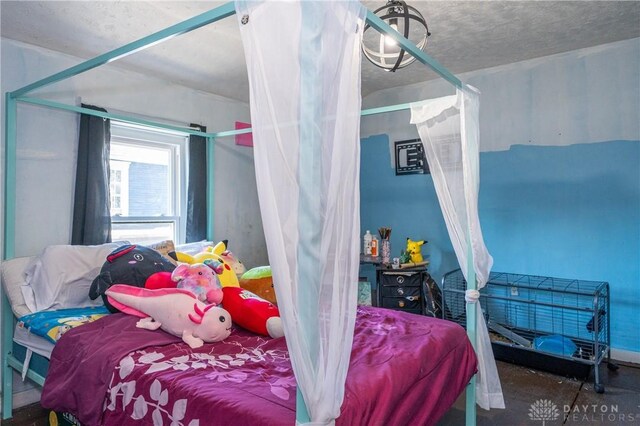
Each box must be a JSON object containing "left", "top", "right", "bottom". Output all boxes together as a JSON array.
[{"left": 41, "top": 307, "right": 476, "bottom": 426}]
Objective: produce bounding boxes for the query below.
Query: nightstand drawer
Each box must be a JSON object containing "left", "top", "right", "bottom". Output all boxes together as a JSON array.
[
  {"left": 375, "top": 267, "right": 429, "bottom": 314},
  {"left": 381, "top": 296, "right": 422, "bottom": 312},
  {"left": 381, "top": 285, "right": 420, "bottom": 298},
  {"left": 380, "top": 272, "right": 422, "bottom": 287}
]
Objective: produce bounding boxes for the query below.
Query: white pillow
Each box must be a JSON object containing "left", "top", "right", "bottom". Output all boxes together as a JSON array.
[
  {"left": 21, "top": 283, "right": 37, "bottom": 314},
  {"left": 24, "top": 243, "right": 123, "bottom": 311},
  {"left": 1, "top": 256, "right": 35, "bottom": 318}
]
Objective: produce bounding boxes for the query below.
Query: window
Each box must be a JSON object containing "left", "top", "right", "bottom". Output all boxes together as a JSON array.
[
  {"left": 109, "top": 122, "right": 188, "bottom": 245},
  {"left": 110, "top": 161, "right": 130, "bottom": 216}
]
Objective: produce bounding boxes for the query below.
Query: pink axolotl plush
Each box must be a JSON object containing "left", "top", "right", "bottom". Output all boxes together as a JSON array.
[
  {"left": 106, "top": 285, "right": 232, "bottom": 348},
  {"left": 172, "top": 263, "right": 223, "bottom": 305}
]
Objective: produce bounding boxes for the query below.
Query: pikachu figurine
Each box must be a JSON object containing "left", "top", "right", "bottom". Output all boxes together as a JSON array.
[{"left": 405, "top": 238, "right": 426, "bottom": 264}]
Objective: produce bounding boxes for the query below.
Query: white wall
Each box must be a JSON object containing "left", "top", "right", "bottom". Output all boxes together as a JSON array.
[
  {"left": 1, "top": 38, "right": 268, "bottom": 265},
  {"left": 362, "top": 37, "right": 640, "bottom": 154},
  {"left": 1, "top": 37, "right": 267, "bottom": 411}
]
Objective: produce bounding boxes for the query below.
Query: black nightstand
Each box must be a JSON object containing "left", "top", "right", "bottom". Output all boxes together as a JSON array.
[{"left": 376, "top": 266, "right": 429, "bottom": 315}]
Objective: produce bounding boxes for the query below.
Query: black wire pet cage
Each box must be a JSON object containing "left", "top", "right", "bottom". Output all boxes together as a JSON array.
[{"left": 441, "top": 269, "right": 618, "bottom": 393}]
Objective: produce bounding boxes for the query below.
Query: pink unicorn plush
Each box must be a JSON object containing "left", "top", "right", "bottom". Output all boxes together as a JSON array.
[{"left": 172, "top": 263, "right": 223, "bottom": 305}]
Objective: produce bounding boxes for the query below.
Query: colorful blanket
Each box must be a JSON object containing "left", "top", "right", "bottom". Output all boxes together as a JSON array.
[
  {"left": 17, "top": 306, "right": 110, "bottom": 344},
  {"left": 42, "top": 307, "right": 476, "bottom": 426}
]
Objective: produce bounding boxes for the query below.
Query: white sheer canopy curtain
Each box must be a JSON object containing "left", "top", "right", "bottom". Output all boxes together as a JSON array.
[
  {"left": 410, "top": 87, "right": 505, "bottom": 410},
  {"left": 236, "top": 1, "right": 366, "bottom": 424}
]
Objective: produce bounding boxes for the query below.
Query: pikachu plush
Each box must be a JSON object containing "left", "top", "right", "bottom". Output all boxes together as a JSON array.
[{"left": 405, "top": 238, "right": 425, "bottom": 263}]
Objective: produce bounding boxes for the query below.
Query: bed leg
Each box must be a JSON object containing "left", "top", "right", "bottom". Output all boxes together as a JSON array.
[
  {"left": 1, "top": 353, "right": 13, "bottom": 420},
  {"left": 2, "top": 293, "right": 15, "bottom": 419},
  {"left": 465, "top": 250, "right": 478, "bottom": 426},
  {"left": 465, "top": 377, "right": 476, "bottom": 426},
  {"left": 296, "top": 386, "right": 310, "bottom": 423}
]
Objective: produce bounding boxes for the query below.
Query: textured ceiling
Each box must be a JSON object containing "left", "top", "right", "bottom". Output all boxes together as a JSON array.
[{"left": 2, "top": 1, "right": 639, "bottom": 103}]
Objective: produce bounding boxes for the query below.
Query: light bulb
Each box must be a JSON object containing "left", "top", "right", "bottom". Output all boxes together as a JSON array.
[{"left": 384, "top": 22, "right": 399, "bottom": 47}]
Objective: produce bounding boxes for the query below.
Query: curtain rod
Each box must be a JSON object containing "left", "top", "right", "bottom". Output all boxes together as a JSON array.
[
  {"left": 211, "top": 102, "right": 417, "bottom": 138},
  {"left": 17, "top": 96, "right": 418, "bottom": 140},
  {"left": 17, "top": 97, "right": 212, "bottom": 138}
]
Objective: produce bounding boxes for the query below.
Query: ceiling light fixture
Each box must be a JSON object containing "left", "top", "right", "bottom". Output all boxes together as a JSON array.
[{"left": 362, "top": 0, "right": 431, "bottom": 72}]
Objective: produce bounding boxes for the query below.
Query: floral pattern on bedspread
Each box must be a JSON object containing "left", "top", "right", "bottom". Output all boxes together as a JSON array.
[
  {"left": 42, "top": 308, "right": 477, "bottom": 426},
  {"left": 103, "top": 335, "right": 293, "bottom": 426}
]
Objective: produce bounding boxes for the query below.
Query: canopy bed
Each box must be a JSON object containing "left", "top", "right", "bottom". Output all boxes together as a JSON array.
[{"left": 2, "top": 1, "right": 503, "bottom": 425}]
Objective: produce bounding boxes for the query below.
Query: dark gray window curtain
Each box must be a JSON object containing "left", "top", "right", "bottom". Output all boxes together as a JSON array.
[
  {"left": 186, "top": 124, "right": 207, "bottom": 242},
  {"left": 72, "top": 104, "right": 112, "bottom": 245}
]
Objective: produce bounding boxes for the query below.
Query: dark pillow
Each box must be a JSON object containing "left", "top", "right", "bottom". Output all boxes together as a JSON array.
[{"left": 89, "top": 244, "right": 176, "bottom": 312}]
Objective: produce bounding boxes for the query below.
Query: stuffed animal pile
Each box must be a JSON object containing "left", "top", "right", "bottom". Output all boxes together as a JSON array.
[{"left": 94, "top": 241, "right": 284, "bottom": 343}]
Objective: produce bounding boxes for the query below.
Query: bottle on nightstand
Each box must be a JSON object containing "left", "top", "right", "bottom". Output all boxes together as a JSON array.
[
  {"left": 371, "top": 236, "right": 379, "bottom": 257},
  {"left": 363, "top": 230, "right": 373, "bottom": 255}
]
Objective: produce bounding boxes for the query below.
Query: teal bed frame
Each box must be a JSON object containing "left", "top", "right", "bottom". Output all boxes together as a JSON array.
[{"left": 2, "top": 2, "right": 479, "bottom": 424}]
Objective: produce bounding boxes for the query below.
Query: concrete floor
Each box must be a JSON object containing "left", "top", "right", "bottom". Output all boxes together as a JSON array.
[
  {"left": 438, "top": 360, "right": 640, "bottom": 426},
  {"left": 4, "top": 360, "right": 640, "bottom": 426}
]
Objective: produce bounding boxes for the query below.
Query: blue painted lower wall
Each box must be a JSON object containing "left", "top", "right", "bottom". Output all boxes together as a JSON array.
[{"left": 360, "top": 136, "right": 639, "bottom": 352}]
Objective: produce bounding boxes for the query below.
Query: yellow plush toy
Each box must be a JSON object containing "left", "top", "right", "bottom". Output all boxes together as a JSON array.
[
  {"left": 170, "top": 241, "right": 240, "bottom": 288},
  {"left": 406, "top": 238, "right": 425, "bottom": 263}
]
